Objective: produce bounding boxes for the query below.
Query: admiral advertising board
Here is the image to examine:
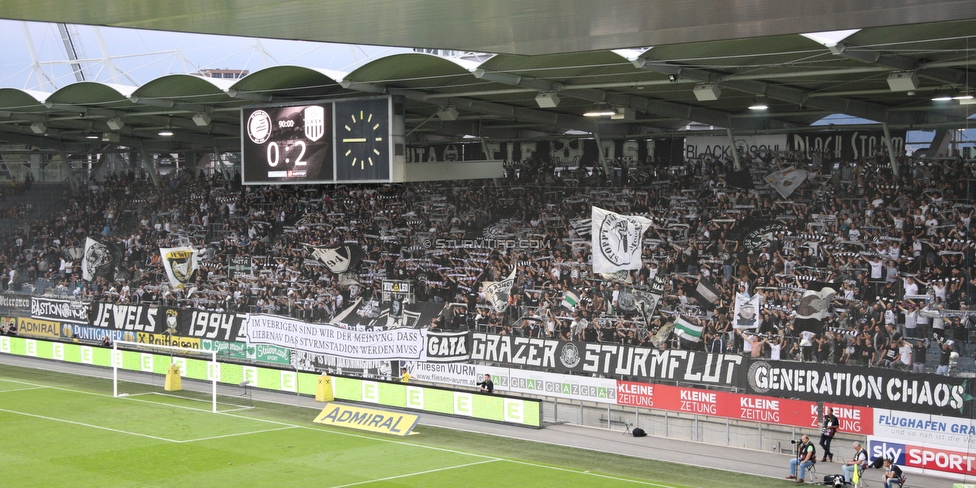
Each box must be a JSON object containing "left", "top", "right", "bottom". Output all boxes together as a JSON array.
[
  {"left": 0, "top": 336, "right": 541, "bottom": 428},
  {"left": 241, "top": 97, "right": 395, "bottom": 185}
]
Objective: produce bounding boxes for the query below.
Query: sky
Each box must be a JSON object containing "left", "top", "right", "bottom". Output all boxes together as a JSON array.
[{"left": 0, "top": 20, "right": 411, "bottom": 92}]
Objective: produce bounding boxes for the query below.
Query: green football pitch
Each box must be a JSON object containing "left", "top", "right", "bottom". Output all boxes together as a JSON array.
[{"left": 0, "top": 364, "right": 786, "bottom": 488}]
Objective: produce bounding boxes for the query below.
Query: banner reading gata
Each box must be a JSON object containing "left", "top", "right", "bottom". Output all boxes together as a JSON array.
[
  {"left": 470, "top": 333, "right": 744, "bottom": 386},
  {"left": 744, "top": 359, "right": 976, "bottom": 417},
  {"left": 158, "top": 307, "right": 247, "bottom": 342}
]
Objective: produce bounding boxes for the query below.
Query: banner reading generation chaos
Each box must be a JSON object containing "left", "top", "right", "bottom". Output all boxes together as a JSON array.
[{"left": 744, "top": 359, "right": 976, "bottom": 417}]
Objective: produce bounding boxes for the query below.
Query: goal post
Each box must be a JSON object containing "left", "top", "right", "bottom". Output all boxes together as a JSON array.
[{"left": 112, "top": 340, "right": 220, "bottom": 412}]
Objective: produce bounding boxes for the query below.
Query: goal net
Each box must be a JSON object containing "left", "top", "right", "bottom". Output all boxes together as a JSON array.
[{"left": 112, "top": 340, "right": 250, "bottom": 412}]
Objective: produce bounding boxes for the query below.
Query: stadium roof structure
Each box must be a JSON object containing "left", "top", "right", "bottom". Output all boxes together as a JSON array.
[{"left": 1, "top": 1, "right": 976, "bottom": 154}]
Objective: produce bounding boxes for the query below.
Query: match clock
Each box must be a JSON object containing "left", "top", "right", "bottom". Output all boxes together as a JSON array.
[{"left": 334, "top": 98, "right": 392, "bottom": 182}]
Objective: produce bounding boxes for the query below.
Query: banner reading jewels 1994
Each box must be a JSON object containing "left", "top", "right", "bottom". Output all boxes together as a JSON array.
[
  {"left": 470, "top": 333, "right": 743, "bottom": 386},
  {"left": 744, "top": 359, "right": 976, "bottom": 417},
  {"left": 245, "top": 313, "right": 426, "bottom": 360}
]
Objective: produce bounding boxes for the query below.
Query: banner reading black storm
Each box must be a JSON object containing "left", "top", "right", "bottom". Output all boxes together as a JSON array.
[
  {"left": 469, "top": 332, "right": 744, "bottom": 385},
  {"left": 744, "top": 359, "right": 976, "bottom": 417}
]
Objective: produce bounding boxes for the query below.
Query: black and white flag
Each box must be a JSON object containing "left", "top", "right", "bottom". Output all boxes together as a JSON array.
[
  {"left": 82, "top": 237, "right": 119, "bottom": 281},
  {"left": 482, "top": 266, "right": 517, "bottom": 313},
  {"left": 591, "top": 206, "right": 653, "bottom": 273},
  {"left": 305, "top": 243, "right": 365, "bottom": 274},
  {"left": 632, "top": 289, "right": 662, "bottom": 325},
  {"left": 793, "top": 281, "right": 839, "bottom": 334}
]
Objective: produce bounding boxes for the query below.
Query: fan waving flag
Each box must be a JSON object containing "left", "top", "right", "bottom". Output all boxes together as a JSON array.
[
  {"left": 591, "top": 206, "right": 654, "bottom": 273},
  {"left": 305, "top": 243, "right": 365, "bottom": 274},
  {"left": 764, "top": 166, "right": 809, "bottom": 198},
  {"left": 160, "top": 246, "right": 199, "bottom": 289},
  {"left": 482, "top": 266, "right": 517, "bottom": 313},
  {"left": 733, "top": 293, "right": 762, "bottom": 329},
  {"left": 694, "top": 279, "right": 721, "bottom": 311},
  {"left": 82, "top": 237, "right": 119, "bottom": 281},
  {"left": 674, "top": 316, "right": 702, "bottom": 342},
  {"left": 562, "top": 289, "right": 581, "bottom": 311},
  {"left": 793, "top": 280, "right": 840, "bottom": 334}
]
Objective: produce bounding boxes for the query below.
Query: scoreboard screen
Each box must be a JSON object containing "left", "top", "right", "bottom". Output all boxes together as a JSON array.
[{"left": 241, "top": 97, "right": 394, "bottom": 185}]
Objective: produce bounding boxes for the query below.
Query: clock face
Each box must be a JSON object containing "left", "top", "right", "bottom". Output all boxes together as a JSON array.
[{"left": 335, "top": 98, "right": 391, "bottom": 181}]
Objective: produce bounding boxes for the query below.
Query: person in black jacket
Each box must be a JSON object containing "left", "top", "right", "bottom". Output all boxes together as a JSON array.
[{"left": 476, "top": 374, "right": 494, "bottom": 393}]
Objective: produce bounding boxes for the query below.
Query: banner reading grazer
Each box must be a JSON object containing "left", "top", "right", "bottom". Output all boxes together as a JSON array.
[
  {"left": 246, "top": 313, "right": 426, "bottom": 360},
  {"left": 744, "top": 359, "right": 976, "bottom": 417},
  {"left": 470, "top": 333, "right": 743, "bottom": 385},
  {"left": 31, "top": 296, "right": 89, "bottom": 323}
]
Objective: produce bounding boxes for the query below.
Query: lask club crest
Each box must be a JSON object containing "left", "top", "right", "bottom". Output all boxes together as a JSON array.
[{"left": 304, "top": 106, "right": 326, "bottom": 142}]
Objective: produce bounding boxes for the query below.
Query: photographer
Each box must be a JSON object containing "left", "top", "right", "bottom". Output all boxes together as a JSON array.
[
  {"left": 842, "top": 441, "right": 869, "bottom": 484},
  {"left": 786, "top": 434, "right": 817, "bottom": 483},
  {"left": 881, "top": 457, "right": 904, "bottom": 488},
  {"left": 819, "top": 407, "right": 839, "bottom": 462}
]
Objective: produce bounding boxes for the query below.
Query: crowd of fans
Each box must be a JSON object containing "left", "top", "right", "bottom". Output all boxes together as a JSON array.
[{"left": 0, "top": 147, "right": 974, "bottom": 372}]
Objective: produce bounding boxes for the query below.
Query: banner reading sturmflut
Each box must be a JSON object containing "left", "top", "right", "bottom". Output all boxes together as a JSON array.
[{"left": 245, "top": 313, "right": 426, "bottom": 360}]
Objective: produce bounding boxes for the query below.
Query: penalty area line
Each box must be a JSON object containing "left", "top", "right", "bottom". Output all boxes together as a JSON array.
[
  {"left": 180, "top": 426, "right": 298, "bottom": 444},
  {"left": 328, "top": 459, "right": 500, "bottom": 488},
  {"left": 0, "top": 407, "right": 180, "bottom": 443}
]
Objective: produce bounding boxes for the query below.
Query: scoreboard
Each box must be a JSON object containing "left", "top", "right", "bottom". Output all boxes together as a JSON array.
[{"left": 241, "top": 96, "right": 401, "bottom": 184}]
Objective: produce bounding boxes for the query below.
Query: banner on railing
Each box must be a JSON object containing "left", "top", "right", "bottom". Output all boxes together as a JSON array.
[
  {"left": 469, "top": 333, "right": 744, "bottom": 386},
  {"left": 743, "top": 359, "right": 975, "bottom": 417},
  {"left": 246, "top": 313, "right": 426, "bottom": 360},
  {"left": 31, "top": 297, "right": 88, "bottom": 323}
]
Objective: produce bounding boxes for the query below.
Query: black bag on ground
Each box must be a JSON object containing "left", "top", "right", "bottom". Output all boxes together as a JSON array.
[
  {"left": 823, "top": 474, "right": 844, "bottom": 485},
  {"left": 632, "top": 428, "right": 646, "bottom": 437}
]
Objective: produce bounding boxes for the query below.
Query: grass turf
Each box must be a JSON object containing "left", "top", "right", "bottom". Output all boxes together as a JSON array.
[{"left": 0, "top": 364, "right": 788, "bottom": 487}]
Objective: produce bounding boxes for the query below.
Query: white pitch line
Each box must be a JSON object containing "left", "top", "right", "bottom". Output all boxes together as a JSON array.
[
  {"left": 0, "top": 376, "right": 680, "bottom": 486},
  {"left": 0, "top": 386, "right": 48, "bottom": 394},
  {"left": 0, "top": 407, "right": 180, "bottom": 443},
  {"left": 180, "top": 426, "right": 298, "bottom": 443},
  {"left": 329, "top": 459, "right": 500, "bottom": 488}
]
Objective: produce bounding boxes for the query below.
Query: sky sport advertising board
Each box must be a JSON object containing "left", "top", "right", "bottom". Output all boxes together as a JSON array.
[{"left": 867, "top": 438, "right": 976, "bottom": 480}]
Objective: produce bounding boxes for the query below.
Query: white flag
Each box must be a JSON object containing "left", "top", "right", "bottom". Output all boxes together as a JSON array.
[
  {"left": 159, "top": 246, "right": 199, "bottom": 289},
  {"left": 591, "top": 206, "right": 654, "bottom": 273},
  {"left": 733, "top": 293, "right": 762, "bottom": 329},
  {"left": 764, "top": 166, "right": 808, "bottom": 198},
  {"left": 482, "top": 266, "right": 517, "bottom": 313}
]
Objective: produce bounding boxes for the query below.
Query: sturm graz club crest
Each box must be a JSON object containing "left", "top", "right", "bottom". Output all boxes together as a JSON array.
[{"left": 559, "top": 343, "right": 581, "bottom": 369}]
